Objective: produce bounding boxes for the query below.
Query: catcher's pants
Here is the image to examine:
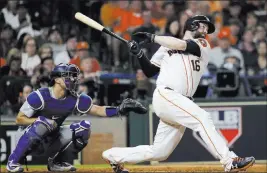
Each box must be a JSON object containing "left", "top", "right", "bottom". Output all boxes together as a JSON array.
[
  {"left": 14, "top": 122, "right": 90, "bottom": 159},
  {"left": 103, "top": 86, "right": 237, "bottom": 171}
]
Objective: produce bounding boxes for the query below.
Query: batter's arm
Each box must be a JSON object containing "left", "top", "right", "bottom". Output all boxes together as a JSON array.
[
  {"left": 154, "top": 36, "right": 187, "bottom": 50},
  {"left": 137, "top": 51, "right": 160, "bottom": 77},
  {"left": 154, "top": 36, "right": 201, "bottom": 57},
  {"left": 128, "top": 41, "right": 160, "bottom": 77},
  {"left": 132, "top": 32, "right": 201, "bottom": 57}
]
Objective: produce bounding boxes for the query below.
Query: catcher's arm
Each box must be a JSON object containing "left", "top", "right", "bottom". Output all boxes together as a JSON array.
[
  {"left": 88, "top": 98, "right": 147, "bottom": 117},
  {"left": 16, "top": 111, "right": 38, "bottom": 125},
  {"left": 16, "top": 92, "right": 40, "bottom": 125}
]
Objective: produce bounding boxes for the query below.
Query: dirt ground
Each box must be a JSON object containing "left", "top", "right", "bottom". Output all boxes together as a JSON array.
[{"left": 1, "top": 163, "right": 266, "bottom": 172}]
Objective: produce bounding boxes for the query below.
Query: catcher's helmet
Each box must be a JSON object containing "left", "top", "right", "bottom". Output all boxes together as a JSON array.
[
  {"left": 50, "top": 63, "right": 80, "bottom": 95},
  {"left": 184, "top": 15, "right": 215, "bottom": 34}
]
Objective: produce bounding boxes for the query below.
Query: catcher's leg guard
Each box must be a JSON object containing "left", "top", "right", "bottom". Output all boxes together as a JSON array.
[
  {"left": 7, "top": 116, "right": 56, "bottom": 172},
  {"left": 70, "top": 120, "right": 91, "bottom": 151},
  {"left": 47, "top": 120, "right": 91, "bottom": 172}
]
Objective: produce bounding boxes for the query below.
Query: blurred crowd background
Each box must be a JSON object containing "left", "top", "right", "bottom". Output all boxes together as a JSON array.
[{"left": 0, "top": 0, "right": 266, "bottom": 115}]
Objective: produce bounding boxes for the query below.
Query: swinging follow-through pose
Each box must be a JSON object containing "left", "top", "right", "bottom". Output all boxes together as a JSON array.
[{"left": 102, "top": 15, "right": 255, "bottom": 173}]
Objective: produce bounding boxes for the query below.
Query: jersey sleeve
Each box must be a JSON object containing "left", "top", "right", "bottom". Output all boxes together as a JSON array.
[
  {"left": 20, "top": 101, "right": 36, "bottom": 117},
  {"left": 26, "top": 90, "right": 44, "bottom": 110},
  {"left": 193, "top": 38, "right": 211, "bottom": 64},
  {"left": 20, "top": 90, "right": 44, "bottom": 117},
  {"left": 76, "top": 94, "right": 93, "bottom": 114},
  {"left": 150, "top": 46, "right": 167, "bottom": 67}
]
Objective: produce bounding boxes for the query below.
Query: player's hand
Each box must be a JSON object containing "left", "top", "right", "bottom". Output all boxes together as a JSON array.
[
  {"left": 132, "top": 32, "right": 155, "bottom": 45},
  {"left": 117, "top": 98, "right": 147, "bottom": 115},
  {"left": 127, "top": 40, "right": 141, "bottom": 55}
]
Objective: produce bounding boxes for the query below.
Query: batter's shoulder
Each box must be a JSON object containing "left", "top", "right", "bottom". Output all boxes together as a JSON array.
[{"left": 194, "top": 38, "right": 211, "bottom": 49}]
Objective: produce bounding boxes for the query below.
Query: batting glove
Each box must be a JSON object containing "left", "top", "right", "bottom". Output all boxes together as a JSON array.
[
  {"left": 132, "top": 32, "right": 155, "bottom": 45},
  {"left": 127, "top": 40, "right": 143, "bottom": 57}
]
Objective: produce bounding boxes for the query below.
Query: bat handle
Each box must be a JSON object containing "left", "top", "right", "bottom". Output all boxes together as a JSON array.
[{"left": 102, "top": 28, "right": 128, "bottom": 44}]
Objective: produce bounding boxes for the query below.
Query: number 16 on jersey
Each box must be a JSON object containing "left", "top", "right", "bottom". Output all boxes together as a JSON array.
[{"left": 191, "top": 60, "right": 200, "bottom": 71}]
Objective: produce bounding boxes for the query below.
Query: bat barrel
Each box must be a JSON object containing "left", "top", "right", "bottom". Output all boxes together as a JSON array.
[
  {"left": 75, "top": 12, "right": 128, "bottom": 44},
  {"left": 75, "top": 12, "right": 104, "bottom": 31}
]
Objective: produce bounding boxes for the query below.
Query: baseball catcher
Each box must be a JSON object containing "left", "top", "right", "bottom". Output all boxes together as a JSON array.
[{"left": 6, "top": 63, "right": 147, "bottom": 172}]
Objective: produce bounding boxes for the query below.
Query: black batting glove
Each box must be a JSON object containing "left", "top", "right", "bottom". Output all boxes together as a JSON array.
[
  {"left": 127, "top": 40, "right": 140, "bottom": 54},
  {"left": 132, "top": 32, "right": 155, "bottom": 45},
  {"left": 127, "top": 40, "right": 143, "bottom": 57}
]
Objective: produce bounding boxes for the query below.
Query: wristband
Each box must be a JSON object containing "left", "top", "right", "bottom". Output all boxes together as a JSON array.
[{"left": 105, "top": 107, "right": 118, "bottom": 117}]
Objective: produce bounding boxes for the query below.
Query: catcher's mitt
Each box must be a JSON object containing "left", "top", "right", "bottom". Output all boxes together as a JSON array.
[{"left": 118, "top": 98, "right": 147, "bottom": 115}]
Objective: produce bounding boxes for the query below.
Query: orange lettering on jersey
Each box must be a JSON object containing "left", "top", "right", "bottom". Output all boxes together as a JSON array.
[{"left": 198, "top": 38, "right": 207, "bottom": 47}]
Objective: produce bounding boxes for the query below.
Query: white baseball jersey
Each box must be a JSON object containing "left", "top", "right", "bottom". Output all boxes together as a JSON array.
[
  {"left": 102, "top": 39, "right": 239, "bottom": 172},
  {"left": 150, "top": 38, "right": 211, "bottom": 97}
]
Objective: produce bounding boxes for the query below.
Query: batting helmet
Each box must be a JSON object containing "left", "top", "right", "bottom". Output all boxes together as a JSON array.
[
  {"left": 184, "top": 15, "right": 215, "bottom": 34},
  {"left": 50, "top": 63, "right": 80, "bottom": 95}
]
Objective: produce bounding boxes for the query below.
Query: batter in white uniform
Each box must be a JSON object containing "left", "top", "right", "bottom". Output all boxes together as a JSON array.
[{"left": 102, "top": 15, "right": 255, "bottom": 173}]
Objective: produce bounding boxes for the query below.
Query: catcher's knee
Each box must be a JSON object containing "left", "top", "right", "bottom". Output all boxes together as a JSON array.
[
  {"left": 19, "top": 116, "right": 56, "bottom": 154},
  {"left": 27, "top": 116, "right": 56, "bottom": 140},
  {"left": 70, "top": 120, "right": 91, "bottom": 150}
]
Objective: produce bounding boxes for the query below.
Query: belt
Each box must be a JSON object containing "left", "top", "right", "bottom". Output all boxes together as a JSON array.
[{"left": 164, "top": 87, "right": 194, "bottom": 101}]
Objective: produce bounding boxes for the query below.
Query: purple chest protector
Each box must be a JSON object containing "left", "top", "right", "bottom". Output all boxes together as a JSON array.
[
  {"left": 27, "top": 88, "right": 92, "bottom": 125},
  {"left": 35, "top": 88, "right": 77, "bottom": 125}
]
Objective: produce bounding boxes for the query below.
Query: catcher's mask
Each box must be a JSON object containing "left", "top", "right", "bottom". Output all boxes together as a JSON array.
[
  {"left": 50, "top": 63, "right": 80, "bottom": 95},
  {"left": 184, "top": 15, "right": 215, "bottom": 34}
]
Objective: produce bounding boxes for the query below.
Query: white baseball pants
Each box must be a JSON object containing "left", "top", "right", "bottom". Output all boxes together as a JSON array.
[{"left": 103, "top": 86, "right": 237, "bottom": 171}]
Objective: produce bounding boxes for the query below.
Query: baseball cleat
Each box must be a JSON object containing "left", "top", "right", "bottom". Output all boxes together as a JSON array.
[
  {"left": 102, "top": 157, "right": 129, "bottom": 173},
  {"left": 6, "top": 160, "right": 24, "bottom": 173},
  {"left": 110, "top": 163, "right": 129, "bottom": 173},
  {"left": 230, "top": 156, "right": 255, "bottom": 172},
  {"left": 47, "top": 157, "right": 76, "bottom": 172}
]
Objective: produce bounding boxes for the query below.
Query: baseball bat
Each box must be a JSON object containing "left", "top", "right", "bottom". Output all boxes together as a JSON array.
[{"left": 75, "top": 12, "right": 128, "bottom": 44}]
